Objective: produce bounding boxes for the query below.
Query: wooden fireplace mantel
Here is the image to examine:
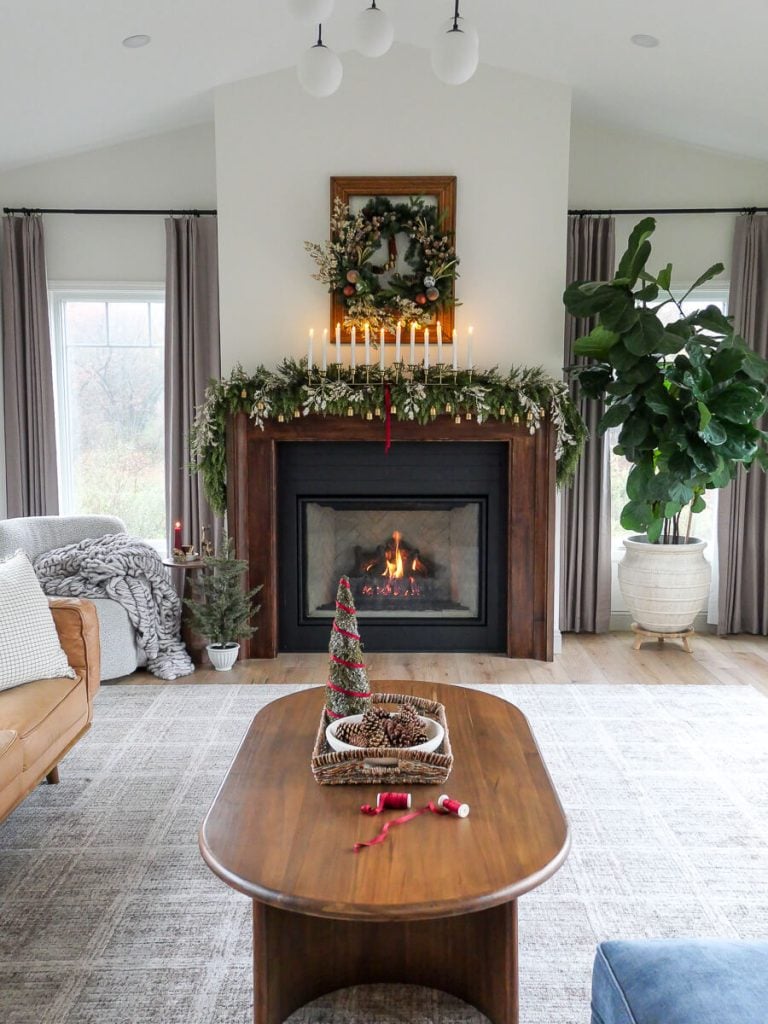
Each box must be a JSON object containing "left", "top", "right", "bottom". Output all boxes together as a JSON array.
[{"left": 227, "top": 412, "right": 556, "bottom": 661}]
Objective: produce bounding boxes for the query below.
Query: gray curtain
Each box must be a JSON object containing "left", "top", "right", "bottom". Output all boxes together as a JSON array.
[
  {"left": 1, "top": 214, "right": 59, "bottom": 518},
  {"left": 164, "top": 216, "right": 221, "bottom": 557},
  {"left": 718, "top": 214, "right": 768, "bottom": 635},
  {"left": 560, "top": 215, "right": 615, "bottom": 633}
]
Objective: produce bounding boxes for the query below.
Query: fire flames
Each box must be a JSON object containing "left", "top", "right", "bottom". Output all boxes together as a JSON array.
[{"left": 358, "top": 530, "right": 430, "bottom": 599}]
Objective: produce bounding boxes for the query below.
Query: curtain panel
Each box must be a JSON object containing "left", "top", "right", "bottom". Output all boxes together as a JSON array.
[
  {"left": 718, "top": 214, "right": 768, "bottom": 635},
  {"left": 164, "top": 216, "right": 221, "bottom": 557},
  {"left": 560, "top": 215, "right": 615, "bottom": 633},
  {"left": 1, "top": 214, "right": 59, "bottom": 517}
]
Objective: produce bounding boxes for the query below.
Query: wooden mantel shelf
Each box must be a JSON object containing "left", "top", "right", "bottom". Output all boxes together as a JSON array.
[{"left": 226, "top": 412, "right": 556, "bottom": 661}]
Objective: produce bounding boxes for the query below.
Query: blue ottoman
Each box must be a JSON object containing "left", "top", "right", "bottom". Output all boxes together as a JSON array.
[{"left": 592, "top": 940, "right": 768, "bottom": 1024}]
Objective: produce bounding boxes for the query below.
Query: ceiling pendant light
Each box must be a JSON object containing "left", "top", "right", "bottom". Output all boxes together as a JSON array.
[
  {"left": 353, "top": 1, "right": 394, "bottom": 58},
  {"left": 431, "top": 0, "right": 479, "bottom": 86},
  {"left": 289, "top": 0, "right": 335, "bottom": 25},
  {"left": 298, "top": 24, "right": 343, "bottom": 98}
]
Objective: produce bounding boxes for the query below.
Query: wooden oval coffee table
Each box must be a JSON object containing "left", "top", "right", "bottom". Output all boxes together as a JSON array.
[{"left": 200, "top": 681, "right": 569, "bottom": 1024}]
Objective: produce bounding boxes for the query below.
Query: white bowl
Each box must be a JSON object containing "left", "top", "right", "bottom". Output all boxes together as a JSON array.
[{"left": 326, "top": 713, "right": 444, "bottom": 754}]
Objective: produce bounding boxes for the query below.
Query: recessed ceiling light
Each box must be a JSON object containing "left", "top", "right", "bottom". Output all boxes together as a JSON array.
[
  {"left": 122, "top": 34, "right": 151, "bottom": 49},
  {"left": 631, "top": 33, "right": 660, "bottom": 48}
]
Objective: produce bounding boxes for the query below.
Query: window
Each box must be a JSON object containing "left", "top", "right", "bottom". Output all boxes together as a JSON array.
[
  {"left": 609, "top": 287, "right": 728, "bottom": 619},
  {"left": 50, "top": 287, "right": 166, "bottom": 545}
]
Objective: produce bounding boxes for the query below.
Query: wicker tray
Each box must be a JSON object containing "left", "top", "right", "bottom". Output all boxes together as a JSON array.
[{"left": 311, "top": 692, "right": 453, "bottom": 785}]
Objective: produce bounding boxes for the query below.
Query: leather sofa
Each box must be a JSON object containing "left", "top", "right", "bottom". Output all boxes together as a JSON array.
[
  {"left": 0, "top": 514, "right": 146, "bottom": 679},
  {"left": 0, "top": 597, "right": 100, "bottom": 822}
]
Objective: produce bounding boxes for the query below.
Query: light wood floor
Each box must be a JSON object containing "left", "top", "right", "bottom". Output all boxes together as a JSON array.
[{"left": 117, "top": 631, "right": 768, "bottom": 697}]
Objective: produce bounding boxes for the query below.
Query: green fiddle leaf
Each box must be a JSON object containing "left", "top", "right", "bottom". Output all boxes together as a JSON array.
[
  {"left": 646, "top": 518, "right": 664, "bottom": 544},
  {"left": 685, "top": 304, "right": 732, "bottom": 336},
  {"left": 691, "top": 494, "right": 707, "bottom": 514},
  {"left": 656, "top": 263, "right": 673, "bottom": 291},
  {"left": 615, "top": 217, "right": 656, "bottom": 285},
  {"left": 710, "top": 383, "right": 763, "bottom": 424},
  {"left": 697, "top": 401, "right": 712, "bottom": 430},
  {"left": 709, "top": 347, "right": 744, "bottom": 383},
  {"left": 573, "top": 325, "right": 621, "bottom": 358},
  {"left": 576, "top": 365, "right": 612, "bottom": 398},
  {"left": 620, "top": 499, "right": 654, "bottom": 531},
  {"left": 626, "top": 459, "right": 654, "bottom": 501},
  {"left": 623, "top": 310, "right": 665, "bottom": 356},
  {"left": 609, "top": 342, "right": 642, "bottom": 372},
  {"left": 600, "top": 290, "right": 640, "bottom": 333},
  {"left": 619, "top": 412, "right": 652, "bottom": 448},
  {"left": 635, "top": 282, "right": 660, "bottom": 303},
  {"left": 700, "top": 419, "right": 727, "bottom": 446},
  {"left": 598, "top": 402, "right": 633, "bottom": 433},
  {"left": 680, "top": 264, "right": 725, "bottom": 303},
  {"left": 741, "top": 346, "right": 768, "bottom": 382},
  {"left": 563, "top": 280, "right": 618, "bottom": 318}
]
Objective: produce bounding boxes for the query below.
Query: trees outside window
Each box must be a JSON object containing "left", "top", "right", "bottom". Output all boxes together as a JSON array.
[{"left": 50, "top": 288, "right": 165, "bottom": 545}]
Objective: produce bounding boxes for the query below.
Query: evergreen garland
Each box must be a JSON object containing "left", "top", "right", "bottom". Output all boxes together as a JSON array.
[{"left": 189, "top": 359, "right": 587, "bottom": 514}]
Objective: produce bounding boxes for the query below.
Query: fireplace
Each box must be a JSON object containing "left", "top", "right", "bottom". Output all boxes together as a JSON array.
[
  {"left": 226, "top": 412, "right": 556, "bottom": 660},
  {"left": 277, "top": 443, "right": 506, "bottom": 651}
]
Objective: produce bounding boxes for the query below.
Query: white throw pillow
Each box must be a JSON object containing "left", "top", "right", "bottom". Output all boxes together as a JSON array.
[{"left": 0, "top": 550, "right": 76, "bottom": 693}]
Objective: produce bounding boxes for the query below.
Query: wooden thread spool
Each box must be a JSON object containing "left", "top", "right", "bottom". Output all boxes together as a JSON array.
[{"left": 437, "top": 794, "right": 470, "bottom": 818}]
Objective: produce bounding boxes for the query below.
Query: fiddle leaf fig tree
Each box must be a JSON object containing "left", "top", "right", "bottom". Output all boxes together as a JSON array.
[{"left": 564, "top": 217, "right": 768, "bottom": 544}]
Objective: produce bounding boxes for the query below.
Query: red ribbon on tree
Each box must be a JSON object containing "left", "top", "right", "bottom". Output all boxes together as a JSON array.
[{"left": 384, "top": 382, "right": 392, "bottom": 455}]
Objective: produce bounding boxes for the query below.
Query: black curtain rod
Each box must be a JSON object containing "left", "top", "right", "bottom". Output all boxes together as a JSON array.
[
  {"left": 2, "top": 207, "right": 217, "bottom": 216},
  {"left": 569, "top": 206, "right": 767, "bottom": 216}
]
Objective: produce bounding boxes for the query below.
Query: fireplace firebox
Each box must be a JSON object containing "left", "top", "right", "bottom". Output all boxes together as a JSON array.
[{"left": 278, "top": 443, "right": 506, "bottom": 651}]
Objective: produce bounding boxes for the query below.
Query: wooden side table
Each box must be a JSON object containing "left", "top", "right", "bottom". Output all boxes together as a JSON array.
[{"left": 163, "top": 559, "right": 207, "bottom": 665}]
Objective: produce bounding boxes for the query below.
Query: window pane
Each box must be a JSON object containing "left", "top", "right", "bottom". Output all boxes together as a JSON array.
[
  {"left": 55, "top": 294, "right": 165, "bottom": 545},
  {"left": 150, "top": 302, "right": 165, "bottom": 347},
  {"left": 64, "top": 302, "right": 107, "bottom": 346},
  {"left": 107, "top": 301, "right": 151, "bottom": 346}
]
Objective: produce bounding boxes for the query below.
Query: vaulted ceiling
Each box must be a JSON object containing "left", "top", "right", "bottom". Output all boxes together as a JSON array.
[{"left": 2, "top": 0, "right": 767, "bottom": 171}]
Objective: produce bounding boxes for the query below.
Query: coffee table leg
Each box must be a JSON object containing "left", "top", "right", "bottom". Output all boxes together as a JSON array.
[{"left": 252, "top": 899, "right": 518, "bottom": 1024}]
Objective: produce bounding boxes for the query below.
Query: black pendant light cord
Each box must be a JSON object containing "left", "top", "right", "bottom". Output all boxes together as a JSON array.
[
  {"left": 316, "top": 23, "right": 323, "bottom": 46},
  {"left": 452, "top": 0, "right": 461, "bottom": 31}
]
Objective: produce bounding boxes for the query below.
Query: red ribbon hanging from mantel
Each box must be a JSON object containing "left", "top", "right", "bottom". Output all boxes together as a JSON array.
[{"left": 384, "top": 383, "right": 392, "bottom": 455}]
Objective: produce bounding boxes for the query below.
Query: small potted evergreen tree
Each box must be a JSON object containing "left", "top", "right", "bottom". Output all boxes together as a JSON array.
[{"left": 184, "top": 538, "right": 262, "bottom": 671}]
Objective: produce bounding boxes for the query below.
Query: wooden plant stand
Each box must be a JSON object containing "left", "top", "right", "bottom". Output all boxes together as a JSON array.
[{"left": 631, "top": 623, "right": 694, "bottom": 654}]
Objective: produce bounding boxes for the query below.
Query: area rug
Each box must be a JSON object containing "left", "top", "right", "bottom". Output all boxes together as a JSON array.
[{"left": 1, "top": 683, "right": 767, "bottom": 1024}]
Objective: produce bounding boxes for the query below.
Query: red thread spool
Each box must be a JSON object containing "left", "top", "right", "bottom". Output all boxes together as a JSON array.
[
  {"left": 360, "top": 792, "right": 412, "bottom": 815},
  {"left": 437, "top": 794, "right": 470, "bottom": 818}
]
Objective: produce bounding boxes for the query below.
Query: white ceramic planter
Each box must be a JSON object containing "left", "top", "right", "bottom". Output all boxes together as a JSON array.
[
  {"left": 618, "top": 536, "right": 712, "bottom": 633},
  {"left": 206, "top": 643, "right": 240, "bottom": 671}
]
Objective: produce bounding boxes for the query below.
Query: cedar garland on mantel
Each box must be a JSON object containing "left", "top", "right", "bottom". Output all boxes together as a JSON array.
[{"left": 190, "top": 359, "right": 586, "bottom": 514}]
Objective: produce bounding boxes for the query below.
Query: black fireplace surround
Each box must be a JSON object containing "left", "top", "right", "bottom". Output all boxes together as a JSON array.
[{"left": 277, "top": 442, "right": 507, "bottom": 652}]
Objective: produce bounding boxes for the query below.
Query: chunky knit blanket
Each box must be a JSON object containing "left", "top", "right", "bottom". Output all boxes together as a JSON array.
[{"left": 34, "top": 534, "right": 194, "bottom": 680}]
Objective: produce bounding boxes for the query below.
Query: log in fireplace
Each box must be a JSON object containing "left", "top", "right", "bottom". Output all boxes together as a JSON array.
[{"left": 227, "top": 412, "right": 556, "bottom": 660}]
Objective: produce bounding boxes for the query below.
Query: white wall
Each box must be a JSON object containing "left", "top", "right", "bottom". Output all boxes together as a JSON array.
[
  {"left": 570, "top": 116, "right": 768, "bottom": 282},
  {"left": 214, "top": 46, "right": 572, "bottom": 375},
  {"left": 0, "top": 123, "right": 217, "bottom": 517}
]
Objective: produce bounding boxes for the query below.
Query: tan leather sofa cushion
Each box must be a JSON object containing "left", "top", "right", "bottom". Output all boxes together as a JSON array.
[
  {"left": 0, "top": 729, "right": 22, "bottom": 791},
  {"left": 0, "top": 676, "right": 87, "bottom": 771}
]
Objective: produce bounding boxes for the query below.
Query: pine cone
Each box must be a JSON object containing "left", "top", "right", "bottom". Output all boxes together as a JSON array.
[{"left": 334, "top": 720, "right": 358, "bottom": 744}]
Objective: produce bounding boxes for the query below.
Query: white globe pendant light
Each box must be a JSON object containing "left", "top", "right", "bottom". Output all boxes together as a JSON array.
[
  {"left": 353, "top": 1, "right": 394, "bottom": 58},
  {"left": 289, "top": 0, "right": 334, "bottom": 25},
  {"left": 298, "top": 25, "right": 343, "bottom": 97},
  {"left": 432, "top": 1, "right": 479, "bottom": 85}
]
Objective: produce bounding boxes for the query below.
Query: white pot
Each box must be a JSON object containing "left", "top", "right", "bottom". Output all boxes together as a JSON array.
[
  {"left": 206, "top": 643, "right": 240, "bottom": 671},
  {"left": 618, "top": 536, "right": 711, "bottom": 633}
]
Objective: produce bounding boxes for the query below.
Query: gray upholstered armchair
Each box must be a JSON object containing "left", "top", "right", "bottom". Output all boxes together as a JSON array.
[{"left": 0, "top": 515, "right": 146, "bottom": 680}]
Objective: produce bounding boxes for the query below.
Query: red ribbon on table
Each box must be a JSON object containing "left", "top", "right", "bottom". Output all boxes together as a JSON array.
[{"left": 354, "top": 800, "right": 444, "bottom": 853}]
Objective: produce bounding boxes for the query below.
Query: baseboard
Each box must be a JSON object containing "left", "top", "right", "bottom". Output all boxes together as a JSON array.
[{"left": 608, "top": 610, "right": 715, "bottom": 634}]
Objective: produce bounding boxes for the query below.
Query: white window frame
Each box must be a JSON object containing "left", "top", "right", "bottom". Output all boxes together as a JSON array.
[{"left": 48, "top": 282, "right": 165, "bottom": 516}]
